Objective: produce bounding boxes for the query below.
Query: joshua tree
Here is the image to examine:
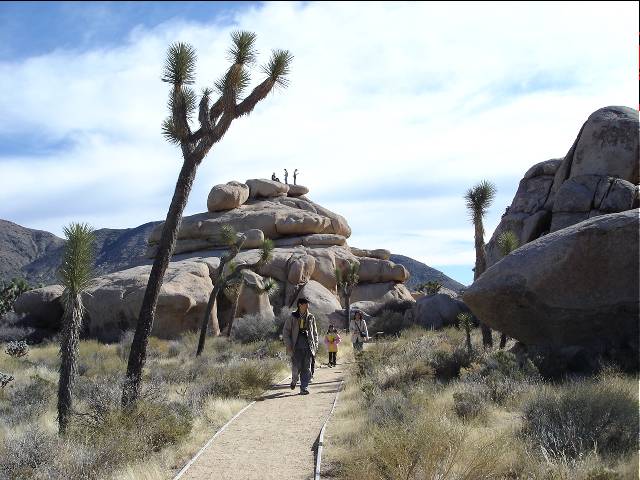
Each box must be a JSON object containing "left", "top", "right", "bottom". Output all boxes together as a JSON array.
[
  {"left": 457, "top": 312, "right": 473, "bottom": 357},
  {"left": 57, "top": 223, "right": 95, "bottom": 434},
  {"left": 418, "top": 280, "right": 443, "bottom": 295},
  {"left": 496, "top": 230, "right": 519, "bottom": 348},
  {"left": 123, "top": 33, "right": 292, "bottom": 406},
  {"left": 464, "top": 180, "right": 497, "bottom": 348},
  {"left": 196, "top": 225, "right": 275, "bottom": 356},
  {"left": 335, "top": 261, "right": 360, "bottom": 329}
]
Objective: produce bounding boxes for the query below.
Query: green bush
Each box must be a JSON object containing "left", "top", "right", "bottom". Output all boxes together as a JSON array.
[{"left": 521, "top": 378, "right": 638, "bottom": 459}]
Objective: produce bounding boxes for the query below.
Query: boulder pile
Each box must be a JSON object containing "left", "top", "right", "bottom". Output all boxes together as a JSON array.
[{"left": 19, "top": 179, "right": 413, "bottom": 339}]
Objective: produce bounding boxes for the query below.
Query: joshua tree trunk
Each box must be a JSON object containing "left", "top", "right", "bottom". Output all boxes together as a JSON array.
[
  {"left": 58, "top": 294, "right": 83, "bottom": 434},
  {"left": 473, "top": 221, "right": 493, "bottom": 348},
  {"left": 345, "top": 292, "right": 351, "bottom": 331},
  {"left": 464, "top": 321, "right": 472, "bottom": 357},
  {"left": 123, "top": 157, "right": 198, "bottom": 407},
  {"left": 226, "top": 282, "right": 244, "bottom": 336}
]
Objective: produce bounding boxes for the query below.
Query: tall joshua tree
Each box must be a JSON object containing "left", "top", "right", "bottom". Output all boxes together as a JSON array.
[
  {"left": 196, "top": 225, "right": 275, "bottom": 356},
  {"left": 497, "top": 230, "right": 519, "bottom": 349},
  {"left": 336, "top": 261, "right": 360, "bottom": 330},
  {"left": 58, "top": 223, "right": 95, "bottom": 434},
  {"left": 464, "top": 180, "right": 497, "bottom": 348},
  {"left": 123, "top": 33, "right": 293, "bottom": 406}
]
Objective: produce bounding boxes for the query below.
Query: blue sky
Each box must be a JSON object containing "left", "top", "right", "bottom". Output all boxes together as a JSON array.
[{"left": 0, "top": 1, "right": 637, "bottom": 285}]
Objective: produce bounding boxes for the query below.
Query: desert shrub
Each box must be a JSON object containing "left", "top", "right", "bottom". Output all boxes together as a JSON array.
[
  {"left": 70, "top": 400, "right": 192, "bottom": 471},
  {"left": 1, "top": 375, "right": 56, "bottom": 425},
  {"left": 0, "top": 425, "right": 97, "bottom": 480},
  {"left": 460, "top": 350, "right": 539, "bottom": 405},
  {"left": 230, "top": 314, "right": 277, "bottom": 344},
  {"left": 521, "top": 377, "right": 638, "bottom": 459},
  {"left": 367, "top": 388, "right": 412, "bottom": 425},
  {"left": 189, "top": 357, "right": 284, "bottom": 404},
  {"left": 5, "top": 340, "right": 29, "bottom": 358},
  {"left": 453, "top": 386, "right": 486, "bottom": 420},
  {"left": 0, "top": 425, "right": 59, "bottom": 479}
]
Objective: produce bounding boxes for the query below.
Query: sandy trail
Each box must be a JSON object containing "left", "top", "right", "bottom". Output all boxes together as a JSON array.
[{"left": 178, "top": 362, "right": 345, "bottom": 480}]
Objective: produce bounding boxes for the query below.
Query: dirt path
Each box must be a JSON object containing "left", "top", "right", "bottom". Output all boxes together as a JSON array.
[{"left": 177, "top": 362, "right": 345, "bottom": 480}]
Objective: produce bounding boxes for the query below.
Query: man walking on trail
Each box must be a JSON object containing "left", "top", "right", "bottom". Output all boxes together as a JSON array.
[{"left": 283, "top": 298, "right": 318, "bottom": 395}]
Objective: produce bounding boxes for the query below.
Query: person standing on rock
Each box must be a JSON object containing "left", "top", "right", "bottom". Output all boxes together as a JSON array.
[
  {"left": 350, "top": 310, "right": 369, "bottom": 353},
  {"left": 283, "top": 298, "right": 318, "bottom": 395},
  {"left": 293, "top": 169, "right": 299, "bottom": 185},
  {"left": 284, "top": 169, "right": 289, "bottom": 185}
]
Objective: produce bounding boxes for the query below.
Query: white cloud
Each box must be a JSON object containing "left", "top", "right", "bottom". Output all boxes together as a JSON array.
[{"left": 0, "top": 1, "right": 637, "bottom": 284}]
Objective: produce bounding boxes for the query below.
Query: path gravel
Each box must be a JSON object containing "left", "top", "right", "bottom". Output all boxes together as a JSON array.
[{"left": 178, "top": 363, "right": 345, "bottom": 480}]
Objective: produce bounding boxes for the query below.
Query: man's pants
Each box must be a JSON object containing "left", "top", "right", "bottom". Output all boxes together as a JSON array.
[{"left": 292, "top": 346, "right": 313, "bottom": 390}]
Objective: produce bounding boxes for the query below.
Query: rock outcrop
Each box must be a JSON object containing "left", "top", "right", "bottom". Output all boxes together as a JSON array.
[
  {"left": 14, "top": 179, "right": 415, "bottom": 339},
  {"left": 486, "top": 106, "right": 639, "bottom": 267},
  {"left": 13, "top": 285, "right": 64, "bottom": 328},
  {"left": 464, "top": 210, "right": 639, "bottom": 357}
]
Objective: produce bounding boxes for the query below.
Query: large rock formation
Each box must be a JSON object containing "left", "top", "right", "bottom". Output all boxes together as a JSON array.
[
  {"left": 15, "top": 180, "right": 414, "bottom": 339},
  {"left": 464, "top": 210, "right": 639, "bottom": 356},
  {"left": 469, "top": 106, "right": 639, "bottom": 367},
  {"left": 486, "top": 106, "right": 639, "bottom": 267}
]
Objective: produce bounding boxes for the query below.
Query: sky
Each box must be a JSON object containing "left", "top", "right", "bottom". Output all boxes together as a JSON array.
[{"left": 0, "top": 1, "right": 637, "bottom": 285}]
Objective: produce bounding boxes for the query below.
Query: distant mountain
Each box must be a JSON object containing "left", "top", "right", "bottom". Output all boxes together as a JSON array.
[
  {"left": 390, "top": 254, "right": 466, "bottom": 292},
  {"left": 0, "top": 219, "right": 158, "bottom": 286},
  {"left": 1, "top": 219, "right": 465, "bottom": 293}
]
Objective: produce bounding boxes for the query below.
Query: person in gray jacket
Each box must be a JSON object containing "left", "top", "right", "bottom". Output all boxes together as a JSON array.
[
  {"left": 283, "top": 298, "right": 318, "bottom": 395},
  {"left": 350, "top": 310, "right": 369, "bottom": 352}
]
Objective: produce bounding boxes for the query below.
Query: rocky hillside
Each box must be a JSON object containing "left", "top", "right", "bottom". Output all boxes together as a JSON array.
[{"left": 389, "top": 254, "right": 465, "bottom": 292}]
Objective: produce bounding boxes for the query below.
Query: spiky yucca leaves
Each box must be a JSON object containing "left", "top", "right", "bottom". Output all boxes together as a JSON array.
[
  {"left": 58, "top": 222, "right": 95, "bottom": 434},
  {"left": 219, "top": 224, "right": 238, "bottom": 247},
  {"left": 464, "top": 180, "right": 497, "bottom": 228},
  {"left": 457, "top": 312, "right": 474, "bottom": 356},
  {"left": 464, "top": 180, "right": 496, "bottom": 348},
  {"left": 126, "top": 32, "right": 292, "bottom": 406},
  {"left": 497, "top": 230, "right": 519, "bottom": 257},
  {"left": 161, "top": 42, "right": 197, "bottom": 85},
  {"left": 262, "top": 49, "right": 294, "bottom": 88},
  {"left": 419, "top": 280, "right": 443, "bottom": 295}
]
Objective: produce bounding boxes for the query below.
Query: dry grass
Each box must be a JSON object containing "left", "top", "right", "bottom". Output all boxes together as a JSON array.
[
  {"left": 323, "top": 327, "right": 639, "bottom": 480},
  {"left": 0, "top": 332, "right": 287, "bottom": 480}
]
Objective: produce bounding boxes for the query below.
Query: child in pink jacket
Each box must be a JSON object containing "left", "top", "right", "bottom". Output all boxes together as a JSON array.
[{"left": 324, "top": 324, "right": 341, "bottom": 367}]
